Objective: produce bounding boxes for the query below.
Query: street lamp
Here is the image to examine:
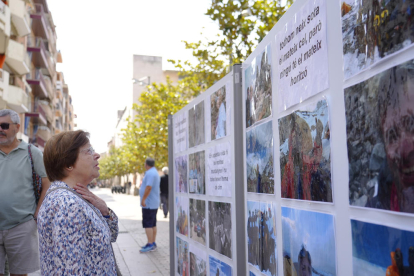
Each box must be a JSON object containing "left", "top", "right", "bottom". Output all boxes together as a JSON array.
[{"left": 132, "top": 76, "right": 151, "bottom": 86}]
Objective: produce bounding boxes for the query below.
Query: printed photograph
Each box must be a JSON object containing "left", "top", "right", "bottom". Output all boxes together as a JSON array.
[
  {"left": 209, "top": 255, "right": 232, "bottom": 276},
  {"left": 245, "top": 43, "right": 273, "bottom": 128},
  {"left": 189, "top": 101, "right": 205, "bottom": 148},
  {"left": 211, "top": 85, "right": 227, "bottom": 140},
  {"left": 351, "top": 219, "right": 414, "bottom": 275},
  {"left": 176, "top": 155, "right": 188, "bottom": 193},
  {"left": 177, "top": 237, "right": 189, "bottom": 276},
  {"left": 209, "top": 201, "right": 232, "bottom": 259},
  {"left": 247, "top": 201, "right": 262, "bottom": 269},
  {"left": 247, "top": 201, "right": 277, "bottom": 276},
  {"left": 342, "top": 0, "right": 414, "bottom": 78},
  {"left": 175, "top": 197, "right": 189, "bottom": 236},
  {"left": 190, "top": 199, "right": 206, "bottom": 245},
  {"left": 345, "top": 59, "right": 414, "bottom": 214},
  {"left": 189, "top": 151, "right": 206, "bottom": 195},
  {"left": 279, "top": 100, "right": 332, "bottom": 202},
  {"left": 282, "top": 207, "right": 336, "bottom": 276},
  {"left": 190, "top": 252, "right": 207, "bottom": 276},
  {"left": 246, "top": 120, "right": 275, "bottom": 194}
]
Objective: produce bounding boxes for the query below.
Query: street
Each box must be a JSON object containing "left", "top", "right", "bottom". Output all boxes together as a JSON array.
[{"left": 29, "top": 187, "right": 170, "bottom": 276}]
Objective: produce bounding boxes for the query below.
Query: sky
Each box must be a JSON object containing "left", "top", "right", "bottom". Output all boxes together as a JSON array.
[
  {"left": 281, "top": 207, "right": 336, "bottom": 275},
  {"left": 209, "top": 255, "right": 232, "bottom": 275},
  {"left": 47, "top": 0, "right": 219, "bottom": 154}
]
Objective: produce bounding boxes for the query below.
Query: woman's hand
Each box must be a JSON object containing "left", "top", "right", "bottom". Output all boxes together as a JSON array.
[{"left": 74, "top": 183, "right": 110, "bottom": 216}]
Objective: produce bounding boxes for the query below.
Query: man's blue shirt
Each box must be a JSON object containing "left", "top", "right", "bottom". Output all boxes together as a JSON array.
[{"left": 140, "top": 167, "right": 160, "bottom": 209}]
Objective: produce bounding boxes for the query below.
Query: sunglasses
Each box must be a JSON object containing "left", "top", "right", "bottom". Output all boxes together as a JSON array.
[{"left": 0, "top": 123, "right": 17, "bottom": 130}]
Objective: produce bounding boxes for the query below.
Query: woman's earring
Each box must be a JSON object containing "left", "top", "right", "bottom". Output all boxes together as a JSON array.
[{"left": 68, "top": 166, "right": 73, "bottom": 170}]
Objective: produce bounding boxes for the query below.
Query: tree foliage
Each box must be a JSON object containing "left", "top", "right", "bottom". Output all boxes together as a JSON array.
[
  {"left": 99, "top": 0, "right": 293, "bottom": 179},
  {"left": 122, "top": 78, "right": 189, "bottom": 172},
  {"left": 171, "top": 0, "right": 294, "bottom": 90},
  {"left": 98, "top": 146, "right": 131, "bottom": 180}
]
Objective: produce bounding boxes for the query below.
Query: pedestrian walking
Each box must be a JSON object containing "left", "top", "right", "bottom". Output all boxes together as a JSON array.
[
  {"left": 127, "top": 181, "right": 132, "bottom": 195},
  {"left": 0, "top": 109, "right": 51, "bottom": 276},
  {"left": 160, "top": 167, "right": 169, "bottom": 218},
  {"left": 37, "top": 130, "right": 120, "bottom": 275},
  {"left": 139, "top": 158, "right": 160, "bottom": 253}
]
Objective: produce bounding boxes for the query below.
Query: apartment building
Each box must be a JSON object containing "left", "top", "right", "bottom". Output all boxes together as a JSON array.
[
  {"left": 56, "top": 71, "right": 75, "bottom": 133},
  {"left": 0, "top": 0, "right": 75, "bottom": 151},
  {"left": 132, "top": 55, "right": 179, "bottom": 117}
]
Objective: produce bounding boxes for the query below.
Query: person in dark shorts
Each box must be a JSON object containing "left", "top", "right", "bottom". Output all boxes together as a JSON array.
[
  {"left": 139, "top": 158, "right": 160, "bottom": 253},
  {"left": 160, "top": 167, "right": 169, "bottom": 218}
]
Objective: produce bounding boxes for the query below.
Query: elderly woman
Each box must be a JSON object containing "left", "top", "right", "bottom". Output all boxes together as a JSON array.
[{"left": 37, "top": 130, "right": 119, "bottom": 275}]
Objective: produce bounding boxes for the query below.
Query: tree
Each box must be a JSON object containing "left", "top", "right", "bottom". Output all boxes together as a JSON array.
[
  {"left": 98, "top": 146, "right": 131, "bottom": 181},
  {"left": 170, "top": 0, "right": 294, "bottom": 92},
  {"left": 121, "top": 78, "right": 190, "bottom": 171}
]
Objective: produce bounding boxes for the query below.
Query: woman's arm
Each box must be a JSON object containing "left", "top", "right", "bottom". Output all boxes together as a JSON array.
[{"left": 74, "top": 184, "right": 119, "bottom": 242}]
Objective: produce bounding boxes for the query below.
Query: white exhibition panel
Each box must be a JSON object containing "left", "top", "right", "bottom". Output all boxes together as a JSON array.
[
  {"left": 172, "top": 0, "right": 414, "bottom": 275},
  {"left": 242, "top": 0, "right": 414, "bottom": 275},
  {"left": 172, "top": 72, "right": 237, "bottom": 276}
]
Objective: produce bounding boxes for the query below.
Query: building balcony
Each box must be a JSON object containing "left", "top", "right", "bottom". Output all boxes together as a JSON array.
[
  {"left": 27, "top": 36, "right": 47, "bottom": 68},
  {"left": 30, "top": 3, "right": 48, "bottom": 40},
  {"left": 26, "top": 69, "right": 48, "bottom": 98},
  {"left": 55, "top": 120, "right": 62, "bottom": 134},
  {"left": 40, "top": 101, "right": 52, "bottom": 122},
  {"left": 5, "top": 39, "right": 30, "bottom": 75},
  {"left": 0, "top": 1, "right": 10, "bottom": 54},
  {"left": 0, "top": 69, "right": 9, "bottom": 109},
  {"left": 43, "top": 75, "right": 53, "bottom": 97},
  {"left": 36, "top": 125, "right": 51, "bottom": 141},
  {"left": 26, "top": 102, "right": 47, "bottom": 125},
  {"left": 55, "top": 102, "right": 62, "bottom": 117},
  {"left": 33, "top": 0, "right": 49, "bottom": 14},
  {"left": 27, "top": 36, "right": 55, "bottom": 77},
  {"left": 3, "top": 82, "right": 30, "bottom": 113},
  {"left": 63, "top": 84, "right": 68, "bottom": 94},
  {"left": 0, "top": 68, "right": 9, "bottom": 94},
  {"left": 9, "top": 0, "right": 30, "bottom": 37},
  {"left": 56, "top": 79, "right": 62, "bottom": 90},
  {"left": 55, "top": 80, "right": 62, "bottom": 99},
  {"left": 45, "top": 30, "right": 56, "bottom": 55},
  {"left": 30, "top": 133, "right": 45, "bottom": 150}
]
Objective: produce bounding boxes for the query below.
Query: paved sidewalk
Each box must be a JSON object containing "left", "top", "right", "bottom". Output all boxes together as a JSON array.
[{"left": 29, "top": 187, "right": 170, "bottom": 276}]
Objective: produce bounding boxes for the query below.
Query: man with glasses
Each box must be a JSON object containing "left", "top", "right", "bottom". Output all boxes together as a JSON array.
[{"left": 0, "top": 109, "right": 50, "bottom": 276}]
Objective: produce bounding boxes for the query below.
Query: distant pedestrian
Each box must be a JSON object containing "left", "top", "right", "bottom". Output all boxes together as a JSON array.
[
  {"left": 128, "top": 181, "right": 132, "bottom": 195},
  {"left": 160, "top": 167, "right": 169, "bottom": 218},
  {"left": 0, "top": 109, "right": 51, "bottom": 276},
  {"left": 37, "top": 130, "right": 119, "bottom": 275},
  {"left": 139, "top": 158, "right": 160, "bottom": 253}
]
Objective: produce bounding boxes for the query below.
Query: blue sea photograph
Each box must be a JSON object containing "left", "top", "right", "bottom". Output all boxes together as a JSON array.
[
  {"left": 352, "top": 219, "right": 414, "bottom": 275},
  {"left": 282, "top": 207, "right": 336, "bottom": 276}
]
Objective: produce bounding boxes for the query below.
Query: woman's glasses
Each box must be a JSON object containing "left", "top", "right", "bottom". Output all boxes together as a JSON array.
[{"left": 80, "top": 146, "right": 95, "bottom": 155}]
